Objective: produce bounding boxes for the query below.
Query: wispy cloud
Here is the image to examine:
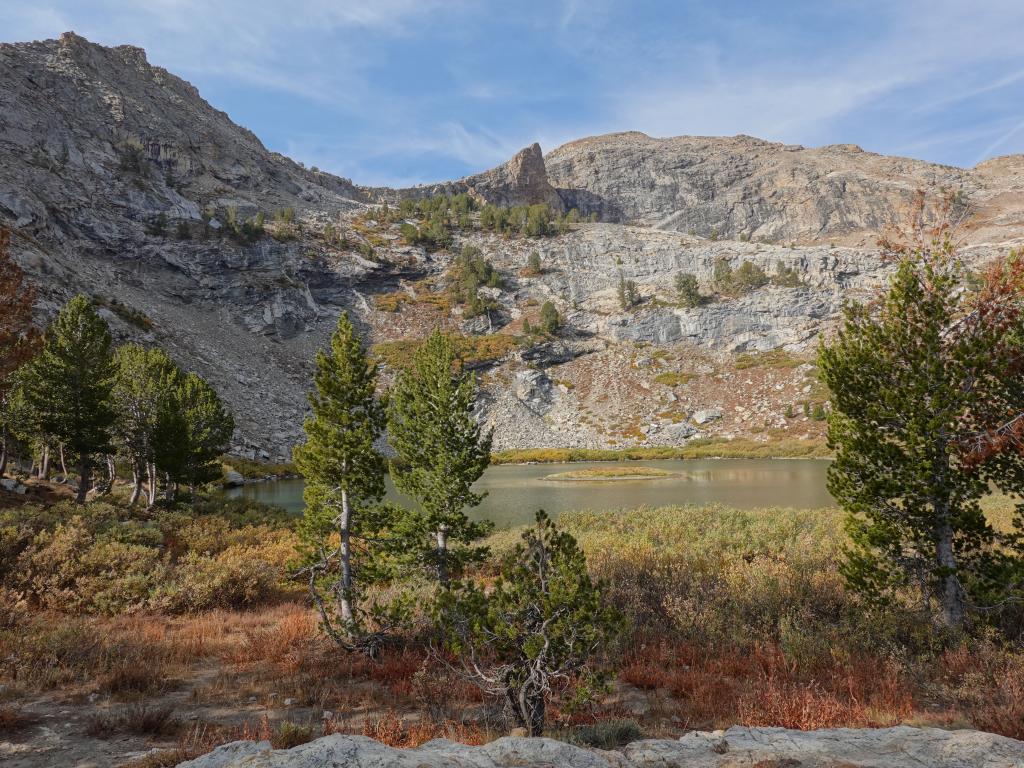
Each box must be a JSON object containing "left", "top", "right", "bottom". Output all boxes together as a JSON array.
[{"left": 4, "top": 0, "right": 1024, "bottom": 181}]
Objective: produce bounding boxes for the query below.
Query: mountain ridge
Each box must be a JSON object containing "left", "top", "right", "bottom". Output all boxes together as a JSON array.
[{"left": 2, "top": 32, "right": 1022, "bottom": 457}]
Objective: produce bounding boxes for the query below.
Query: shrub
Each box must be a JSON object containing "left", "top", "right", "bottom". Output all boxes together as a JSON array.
[
  {"left": 568, "top": 720, "right": 643, "bottom": 748},
  {"left": 118, "top": 140, "right": 148, "bottom": 176},
  {"left": 772, "top": 261, "right": 804, "bottom": 288},
  {"left": 675, "top": 272, "right": 702, "bottom": 308},
  {"left": 714, "top": 259, "right": 769, "bottom": 297},
  {"left": 162, "top": 541, "right": 289, "bottom": 612},
  {"left": 653, "top": 371, "right": 695, "bottom": 387}
]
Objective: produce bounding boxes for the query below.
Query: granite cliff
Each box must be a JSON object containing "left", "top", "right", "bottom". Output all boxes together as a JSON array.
[{"left": 2, "top": 33, "right": 1022, "bottom": 457}]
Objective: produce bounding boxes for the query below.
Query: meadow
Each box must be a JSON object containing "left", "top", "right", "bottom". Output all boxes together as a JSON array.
[{"left": 1, "top": 486, "right": 1022, "bottom": 766}]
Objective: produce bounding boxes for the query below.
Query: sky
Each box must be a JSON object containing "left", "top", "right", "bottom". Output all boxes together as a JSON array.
[{"left": 5, "top": 1, "right": 1024, "bottom": 187}]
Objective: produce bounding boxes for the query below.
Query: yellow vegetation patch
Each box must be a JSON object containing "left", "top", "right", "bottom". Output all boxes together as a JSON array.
[{"left": 544, "top": 466, "right": 676, "bottom": 481}]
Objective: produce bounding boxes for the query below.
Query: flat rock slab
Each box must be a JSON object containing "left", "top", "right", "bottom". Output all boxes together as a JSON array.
[{"left": 177, "top": 725, "right": 1024, "bottom": 768}]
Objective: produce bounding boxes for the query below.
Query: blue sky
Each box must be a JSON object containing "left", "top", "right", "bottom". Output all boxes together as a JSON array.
[{"left": 5, "top": 1, "right": 1024, "bottom": 186}]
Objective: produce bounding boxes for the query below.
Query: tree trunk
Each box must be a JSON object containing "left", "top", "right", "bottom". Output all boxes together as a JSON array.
[
  {"left": 508, "top": 682, "right": 545, "bottom": 737},
  {"left": 75, "top": 457, "right": 90, "bottom": 505},
  {"left": 935, "top": 519, "right": 966, "bottom": 629},
  {"left": 0, "top": 425, "right": 7, "bottom": 477},
  {"left": 932, "top": 453, "right": 966, "bottom": 631},
  {"left": 39, "top": 445, "right": 50, "bottom": 480},
  {"left": 128, "top": 463, "right": 142, "bottom": 506},
  {"left": 146, "top": 462, "right": 157, "bottom": 508},
  {"left": 59, "top": 444, "right": 69, "bottom": 480},
  {"left": 436, "top": 524, "right": 450, "bottom": 587},
  {"left": 98, "top": 455, "right": 115, "bottom": 495},
  {"left": 338, "top": 487, "right": 354, "bottom": 629}
]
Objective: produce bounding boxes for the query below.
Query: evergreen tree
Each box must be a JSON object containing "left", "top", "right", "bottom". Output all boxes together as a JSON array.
[
  {"left": 24, "top": 296, "right": 116, "bottom": 503},
  {"left": 538, "top": 301, "right": 561, "bottom": 335},
  {"left": 293, "top": 313, "right": 389, "bottom": 644},
  {"left": 388, "top": 330, "right": 492, "bottom": 586},
  {"left": 111, "top": 345, "right": 182, "bottom": 506},
  {"left": 435, "top": 511, "right": 623, "bottom": 735},
  {"left": 0, "top": 372, "right": 35, "bottom": 477},
  {"left": 526, "top": 251, "right": 542, "bottom": 275},
  {"left": 617, "top": 274, "right": 639, "bottom": 310},
  {"left": 819, "top": 241, "right": 1024, "bottom": 630},
  {"left": 169, "top": 372, "right": 234, "bottom": 495},
  {"left": 674, "top": 272, "right": 701, "bottom": 308}
]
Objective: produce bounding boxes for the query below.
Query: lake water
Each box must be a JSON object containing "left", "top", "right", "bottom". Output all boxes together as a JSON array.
[{"left": 226, "top": 458, "right": 834, "bottom": 529}]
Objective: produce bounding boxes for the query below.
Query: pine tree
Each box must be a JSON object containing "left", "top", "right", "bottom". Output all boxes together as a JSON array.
[
  {"left": 111, "top": 344, "right": 181, "bottom": 506},
  {"left": 24, "top": 296, "right": 116, "bottom": 503},
  {"left": 388, "top": 330, "right": 493, "bottom": 587},
  {"left": 674, "top": 272, "right": 701, "bottom": 308},
  {"left": 819, "top": 240, "right": 1024, "bottom": 630},
  {"left": 617, "top": 274, "right": 639, "bottom": 310},
  {"left": 294, "top": 313, "right": 389, "bottom": 644},
  {"left": 538, "top": 301, "right": 560, "bottom": 335},
  {"left": 435, "top": 511, "right": 623, "bottom": 735},
  {"left": 170, "top": 372, "right": 234, "bottom": 495}
]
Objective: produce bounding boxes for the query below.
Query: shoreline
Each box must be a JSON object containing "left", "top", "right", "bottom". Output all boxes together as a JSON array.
[{"left": 222, "top": 439, "right": 832, "bottom": 483}]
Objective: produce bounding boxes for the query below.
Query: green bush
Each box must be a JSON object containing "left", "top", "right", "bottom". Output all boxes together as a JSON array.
[{"left": 714, "top": 259, "right": 769, "bottom": 297}]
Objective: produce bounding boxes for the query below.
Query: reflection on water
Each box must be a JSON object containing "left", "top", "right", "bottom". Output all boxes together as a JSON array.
[{"left": 226, "top": 458, "right": 833, "bottom": 529}]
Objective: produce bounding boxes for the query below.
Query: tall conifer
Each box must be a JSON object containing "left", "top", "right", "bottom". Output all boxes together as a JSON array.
[
  {"left": 387, "top": 329, "right": 492, "bottom": 587},
  {"left": 25, "top": 296, "right": 116, "bottom": 503},
  {"left": 294, "top": 313, "right": 388, "bottom": 643}
]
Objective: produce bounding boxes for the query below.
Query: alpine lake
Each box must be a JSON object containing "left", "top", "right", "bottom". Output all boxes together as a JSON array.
[{"left": 226, "top": 458, "right": 834, "bottom": 529}]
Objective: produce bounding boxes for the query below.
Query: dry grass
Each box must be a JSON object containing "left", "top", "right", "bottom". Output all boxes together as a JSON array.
[
  {"left": 492, "top": 438, "right": 831, "bottom": 463},
  {"left": 85, "top": 703, "right": 180, "bottom": 738},
  {"left": 359, "top": 711, "right": 491, "bottom": 748},
  {"left": 543, "top": 466, "right": 675, "bottom": 481}
]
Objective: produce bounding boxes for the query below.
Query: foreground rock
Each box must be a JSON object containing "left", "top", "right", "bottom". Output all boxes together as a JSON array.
[{"left": 178, "top": 726, "right": 1024, "bottom": 768}]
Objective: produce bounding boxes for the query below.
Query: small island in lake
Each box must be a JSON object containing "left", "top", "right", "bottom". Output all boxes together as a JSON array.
[{"left": 543, "top": 466, "right": 679, "bottom": 482}]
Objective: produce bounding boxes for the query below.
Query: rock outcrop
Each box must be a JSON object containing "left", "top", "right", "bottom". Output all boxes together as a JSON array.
[
  {"left": 179, "top": 727, "right": 1024, "bottom": 768},
  {"left": 383, "top": 142, "right": 565, "bottom": 211},
  {"left": 545, "top": 132, "right": 1024, "bottom": 244}
]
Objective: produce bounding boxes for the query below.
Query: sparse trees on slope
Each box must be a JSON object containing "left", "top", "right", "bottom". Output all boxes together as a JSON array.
[
  {"left": 24, "top": 296, "right": 116, "bottom": 503},
  {"left": 819, "top": 239, "right": 1024, "bottom": 631},
  {"left": 293, "top": 313, "right": 391, "bottom": 645},
  {"left": 388, "top": 330, "right": 492, "bottom": 587},
  {"left": 436, "top": 511, "right": 623, "bottom": 736}
]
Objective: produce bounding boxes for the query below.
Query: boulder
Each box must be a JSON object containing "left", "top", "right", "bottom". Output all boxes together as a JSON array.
[
  {"left": 222, "top": 470, "right": 245, "bottom": 487},
  {"left": 692, "top": 408, "right": 722, "bottom": 425},
  {"left": 177, "top": 726, "right": 1024, "bottom": 768},
  {"left": 514, "top": 370, "right": 555, "bottom": 415},
  {"left": 0, "top": 478, "right": 27, "bottom": 494}
]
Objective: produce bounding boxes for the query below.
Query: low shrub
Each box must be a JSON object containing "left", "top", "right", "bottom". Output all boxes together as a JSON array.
[
  {"left": 0, "top": 499, "right": 298, "bottom": 615},
  {"left": 566, "top": 719, "right": 643, "bottom": 748}
]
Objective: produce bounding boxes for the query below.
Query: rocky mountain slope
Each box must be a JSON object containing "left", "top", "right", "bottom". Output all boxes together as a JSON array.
[
  {"left": 2, "top": 32, "right": 1023, "bottom": 457},
  {"left": 179, "top": 727, "right": 1024, "bottom": 768},
  {"left": 545, "top": 132, "right": 1024, "bottom": 245}
]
